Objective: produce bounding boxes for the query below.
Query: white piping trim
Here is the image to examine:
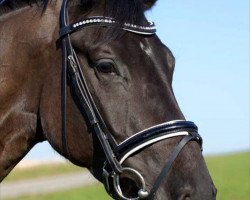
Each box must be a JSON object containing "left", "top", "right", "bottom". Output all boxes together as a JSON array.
[
  {"left": 122, "top": 28, "right": 156, "bottom": 35},
  {"left": 119, "top": 131, "right": 189, "bottom": 164},
  {"left": 119, "top": 120, "right": 185, "bottom": 146}
]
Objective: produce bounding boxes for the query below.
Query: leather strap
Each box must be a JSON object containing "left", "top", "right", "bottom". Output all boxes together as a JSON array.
[
  {"left": 59, "top": 0, "right": 123, "bottom": 173},
  {"left": 147, "top": 133, "right": 199, "bottom": 199},
  {"left": 115, "top": 121, "right": 198, "bottom": 158},
  {"left": 61, "top": 37, "right": 69, "bottom": 157},
  {"left": 60, "top": 0, "right": 69, "bottom": 158},
  {"left": 59, "top": 16, "right": 156, "bottom": 39}
]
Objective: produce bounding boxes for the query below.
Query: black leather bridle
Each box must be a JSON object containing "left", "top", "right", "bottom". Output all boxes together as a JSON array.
[{"left": 58, "top": 0, "right": 203, "bottom": 199}]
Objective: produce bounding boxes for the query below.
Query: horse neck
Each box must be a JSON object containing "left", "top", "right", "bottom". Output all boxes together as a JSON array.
[{"left": 0, "top": 2, "right": 61, "bottom": 87}]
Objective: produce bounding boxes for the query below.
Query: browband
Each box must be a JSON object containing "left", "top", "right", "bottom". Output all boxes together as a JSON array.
[{"left": 60, "top": 16, "right": 156, "bottom": 39}]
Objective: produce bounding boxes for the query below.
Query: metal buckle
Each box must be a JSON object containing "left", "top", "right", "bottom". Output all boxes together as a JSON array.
[{"left": 68, "top": 55, "right": 77, "bottom": 72}]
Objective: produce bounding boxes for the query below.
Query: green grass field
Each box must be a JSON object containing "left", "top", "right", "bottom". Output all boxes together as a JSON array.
[
  {"left": 205, "top": 152, "right": 249, "bottom": 200},
  {"left": 3, "top": 152, "right": 250, "bottom": 200},
  {"left": 4, "top": 163, "right": 83, "bottom": 182},
  {"left": 12, "top": 184, "right": 112, "bottom": 200}
]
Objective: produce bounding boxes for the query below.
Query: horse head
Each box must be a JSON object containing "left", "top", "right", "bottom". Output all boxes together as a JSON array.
[{"left": 0, "top": 0, "right": 216, "bottom": 199}]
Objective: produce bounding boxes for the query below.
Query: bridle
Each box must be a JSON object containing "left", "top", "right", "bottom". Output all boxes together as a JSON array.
[{"left": 58, "top": 0, "right": 203, "bottom": 199}]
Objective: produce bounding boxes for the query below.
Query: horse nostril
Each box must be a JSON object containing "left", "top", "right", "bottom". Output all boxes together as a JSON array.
[{"left": 179, "top": 187, "right": 193, "bottom": 200}]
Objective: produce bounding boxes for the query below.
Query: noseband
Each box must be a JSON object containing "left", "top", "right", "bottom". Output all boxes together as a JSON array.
[{"left": 58, "top": 1, "right": 203, "bottom": 199}]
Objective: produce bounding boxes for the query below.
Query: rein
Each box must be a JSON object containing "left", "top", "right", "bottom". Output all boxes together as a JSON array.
[{"left": 58, "top": 0, "right": 203, "bottom": 199}]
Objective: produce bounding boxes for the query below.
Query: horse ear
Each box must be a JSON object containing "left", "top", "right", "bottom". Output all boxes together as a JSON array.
[{"left": 141, "top": 0, "right": 157, "bottom": 10}]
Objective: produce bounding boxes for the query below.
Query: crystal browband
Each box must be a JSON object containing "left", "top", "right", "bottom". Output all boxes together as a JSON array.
[{"left": 60, "top": 16, "right": 157, "bottom": 38}]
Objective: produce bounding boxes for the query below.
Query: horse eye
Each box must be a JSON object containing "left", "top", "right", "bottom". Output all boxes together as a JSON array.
[{"left": 96, "top": 62, "right": 116, "bottom": 74}]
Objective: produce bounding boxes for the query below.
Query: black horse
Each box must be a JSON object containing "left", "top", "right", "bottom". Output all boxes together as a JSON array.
[{"left": 0, "top": 0, "right": 216, "bottom": 199}]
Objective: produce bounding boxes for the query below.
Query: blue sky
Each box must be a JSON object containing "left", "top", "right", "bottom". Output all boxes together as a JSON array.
[{"left": 25, "top": 0, "right": 249, "bottom": 160}]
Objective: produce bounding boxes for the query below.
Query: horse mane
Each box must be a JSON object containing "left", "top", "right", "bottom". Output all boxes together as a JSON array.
[
  {"left": 0, "top": 0, "right": 46, "bottom": 16},
  {"left": 0, "top": 0, "right": 145, "bottom": 26}
]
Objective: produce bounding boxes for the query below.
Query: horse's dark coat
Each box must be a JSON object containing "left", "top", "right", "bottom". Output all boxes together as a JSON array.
[{"left": 0, "top": 1, "right": 216, "bottom": 199}]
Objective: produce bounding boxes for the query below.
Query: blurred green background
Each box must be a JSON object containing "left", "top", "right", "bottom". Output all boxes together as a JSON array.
[{"left": 2, "top": 152, "right": 249, "bottom": 200}]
